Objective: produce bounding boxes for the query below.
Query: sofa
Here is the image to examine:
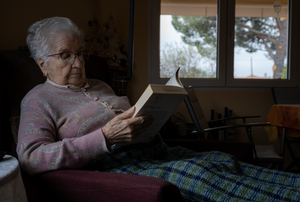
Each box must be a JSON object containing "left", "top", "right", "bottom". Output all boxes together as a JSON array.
[{"left": 0, "top": 50, "right": 253, "bottom": 202}]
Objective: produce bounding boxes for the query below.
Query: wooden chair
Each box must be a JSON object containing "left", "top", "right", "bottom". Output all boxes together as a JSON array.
[
  {"left": 184, "top": 85, "right": 284, "bottom": 169},
  {"left": 271, "top": 87, "right": 300, "bottom": 171}
]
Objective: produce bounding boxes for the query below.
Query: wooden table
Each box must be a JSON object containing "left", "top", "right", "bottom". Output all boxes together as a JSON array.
[{"left": 264, "top": 104, "right": 300, "bottom": 171}]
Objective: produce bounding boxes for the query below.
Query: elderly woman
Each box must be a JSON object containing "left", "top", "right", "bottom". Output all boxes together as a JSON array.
[{"left": 17, "top": 17, "right": 300, "bottom": 202}]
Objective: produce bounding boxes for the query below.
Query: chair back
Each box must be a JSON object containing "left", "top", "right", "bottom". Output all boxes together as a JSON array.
[
  {"left": 0, "top": 50, "right": 111, "bottom": 155},
  {"left": 184, "top": 86, "right": 209, "bottom": 133},
  {"left": 272, "top": 87, "right": 300, "bottom": 104}
]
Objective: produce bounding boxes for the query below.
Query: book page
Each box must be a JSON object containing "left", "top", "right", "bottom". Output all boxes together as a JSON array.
[
  {"left": 165, "top": 67, "right": 183, "bottom": 87},
  {"left": 130, "top": 93, "right": 187, "bottom": 144}
]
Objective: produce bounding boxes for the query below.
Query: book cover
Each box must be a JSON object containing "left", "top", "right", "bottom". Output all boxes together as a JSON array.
[{"left": 119, "top": 68, "right": 188, "bottom": 145}]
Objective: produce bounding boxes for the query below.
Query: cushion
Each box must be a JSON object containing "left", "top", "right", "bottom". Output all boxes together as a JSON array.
[{"left": 0, "top": 50, "right": 45, "bottom": 117}]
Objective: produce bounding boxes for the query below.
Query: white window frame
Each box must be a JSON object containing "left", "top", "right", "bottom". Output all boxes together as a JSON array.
[{"left": 148, "top": 0, "right": 299, "bottom": 88}]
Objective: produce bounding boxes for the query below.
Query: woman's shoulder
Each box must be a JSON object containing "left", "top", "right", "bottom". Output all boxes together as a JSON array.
[
  {"left": 21, "top": 82, "right": 52, "bottom": 102},
  {"left": 24, "top": 83, "right": 45, "bottom": 96}
]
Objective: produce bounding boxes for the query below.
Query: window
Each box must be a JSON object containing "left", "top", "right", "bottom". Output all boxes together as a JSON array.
[
  {"left": 160, "top": 1, "right": 218, "bottom": 79},
  {"left": 234, "top": 0, "right": 288, "bottom": 80},
  {"left": 148, "top": 0, "right": 299, "bottom": 88}
]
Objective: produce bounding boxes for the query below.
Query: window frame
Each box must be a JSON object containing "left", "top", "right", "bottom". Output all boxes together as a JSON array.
[{"left": 148, "top": 0, "right": 299, "bottom": 88}]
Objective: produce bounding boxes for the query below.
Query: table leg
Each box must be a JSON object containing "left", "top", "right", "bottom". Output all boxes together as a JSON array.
[
  {"left": 279, "top": 127, "right": 286, "bottom": 170},
  {"left": 280, "top": 127, "right": 286, "bottom": 157}
]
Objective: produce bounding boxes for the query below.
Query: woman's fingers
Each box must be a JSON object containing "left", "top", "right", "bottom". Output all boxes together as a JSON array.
[
  {"left": 115, "top": 106, "right": 135, "bottom": 120},
  {"left": 113, "top": 115, "right": 153, "bottom": 137},
  {"left": 102, "top": 107, "right": 155, "bottom": 146},
  {"left": 102, "top": 107, "right": 135, "bottom": 135},
  {"left": 124, "top": 115, "right": 154, "bottom": 138}
]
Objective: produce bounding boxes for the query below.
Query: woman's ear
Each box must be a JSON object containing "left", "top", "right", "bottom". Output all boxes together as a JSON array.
[{"left": 37, "top": 57, "right": 48, "bottom": 77}]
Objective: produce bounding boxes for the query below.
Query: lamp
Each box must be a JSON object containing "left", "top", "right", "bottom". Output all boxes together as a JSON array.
[
  {"left": 120, "top": 0, "right": 135, "bottom": 96},
  {"left": 116, "top": 0, "right": 134, "bottom": 96},
  {"left": 273, "top": 0, "right": 282, "bottom": 17}
]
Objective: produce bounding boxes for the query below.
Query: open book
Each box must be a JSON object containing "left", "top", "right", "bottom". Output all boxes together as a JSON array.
[{"left": 118, "top": 68, "right": 188, "bottom": 146}]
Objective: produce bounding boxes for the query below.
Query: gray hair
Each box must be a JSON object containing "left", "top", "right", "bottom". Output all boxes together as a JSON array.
[{"left": 26, "top": 17, "right": 84, "bottom": 64}]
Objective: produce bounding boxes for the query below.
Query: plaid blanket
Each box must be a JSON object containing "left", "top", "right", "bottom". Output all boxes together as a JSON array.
[{"left": 88, "top": 136, "right": 300, "bottom": 202}]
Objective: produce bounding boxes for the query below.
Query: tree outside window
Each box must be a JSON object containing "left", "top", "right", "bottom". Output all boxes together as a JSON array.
[{"left": 159, "top": 0, "right": 289, "bottom": 80}]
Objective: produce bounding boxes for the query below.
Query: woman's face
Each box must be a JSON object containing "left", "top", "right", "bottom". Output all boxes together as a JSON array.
[{"left": 38, "top": 34, "right": 86, "bottom": 88}]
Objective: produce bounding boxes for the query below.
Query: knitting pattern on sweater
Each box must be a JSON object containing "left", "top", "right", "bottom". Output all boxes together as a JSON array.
[{"left": 17, "top": 79, "right": 131, "bottom": 175}]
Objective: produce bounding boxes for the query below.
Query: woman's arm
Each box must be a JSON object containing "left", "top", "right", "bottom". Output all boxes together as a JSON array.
[
  {"left": 17, "top": 104, "right": 111, "bottom": 176},
  {"left": 17, "top": 101, "right": 153, "bottom": 176}
]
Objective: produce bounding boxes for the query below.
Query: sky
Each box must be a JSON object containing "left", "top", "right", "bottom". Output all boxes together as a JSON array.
[{"left": 160, "top": 15, "right": 275, "bottom": 78}]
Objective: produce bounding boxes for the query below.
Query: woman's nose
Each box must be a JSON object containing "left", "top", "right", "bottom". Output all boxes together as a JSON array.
[{"left": 71, "top": 55, "right": 83, "bottom": 68}]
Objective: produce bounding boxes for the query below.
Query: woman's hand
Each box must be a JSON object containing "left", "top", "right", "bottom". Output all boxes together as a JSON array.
[{"left": 101, "top": 107, "right": 154, "bottom": 147}]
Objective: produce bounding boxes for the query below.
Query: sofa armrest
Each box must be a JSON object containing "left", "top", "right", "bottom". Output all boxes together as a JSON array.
[
  {"left": 22, "top": 169, "right": 183, "bottom": 202},
  {"left": 163, "top": 139, "right": 253, "bottom": 164}
]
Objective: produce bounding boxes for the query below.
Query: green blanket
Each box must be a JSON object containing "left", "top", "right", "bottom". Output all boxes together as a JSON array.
[{"left": 89, "top": 136, "right": 300, "bottom": 202}]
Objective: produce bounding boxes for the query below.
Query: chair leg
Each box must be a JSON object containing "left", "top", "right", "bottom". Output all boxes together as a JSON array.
[
  {"left": 245, "top": 126, "right": 258, "bottom": 161},
  {"left": 285, "top": 139, "right": 300, "bottom": 171}
]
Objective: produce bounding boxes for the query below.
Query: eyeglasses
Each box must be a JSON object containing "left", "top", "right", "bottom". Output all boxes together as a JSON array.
[{"left": 48, "top": 50, "right": 89, "bottom": 64}]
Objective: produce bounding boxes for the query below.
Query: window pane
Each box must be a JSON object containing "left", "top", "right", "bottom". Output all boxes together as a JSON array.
[
  {"left": 234, "top": 0, "right": 289, "bottom": 79},
  {"left": 160, "top": 0, "right": 218, "bottom": 79}
]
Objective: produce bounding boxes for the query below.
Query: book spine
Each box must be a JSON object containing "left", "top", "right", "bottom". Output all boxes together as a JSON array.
[
  {"left": 224, "top": 107, "right": 229, "bottom": 140},
  {"left": 217, "top": 113, "right": 225, "bottom": 140},
  {"left": 224, "top": 107, "right": 229, "bottom": 125},
  {"left": 209, "top": 109, "right": 219, "bottom": 140},
  {"left": 227, "top": 109, "right": 236, "bottom": 141},
  {"left": 208, "top": 109, "right": 215, "bottom": 139}
]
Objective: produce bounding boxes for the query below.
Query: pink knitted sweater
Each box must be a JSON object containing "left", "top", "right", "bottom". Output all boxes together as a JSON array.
[{"left": 17, "top": 79, "right": 131, "bottom": 175}]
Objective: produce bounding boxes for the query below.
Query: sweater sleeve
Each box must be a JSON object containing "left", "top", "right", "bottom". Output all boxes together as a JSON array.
[{"left": 16, "top": 98, "right": 111, "bottom": 176}]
